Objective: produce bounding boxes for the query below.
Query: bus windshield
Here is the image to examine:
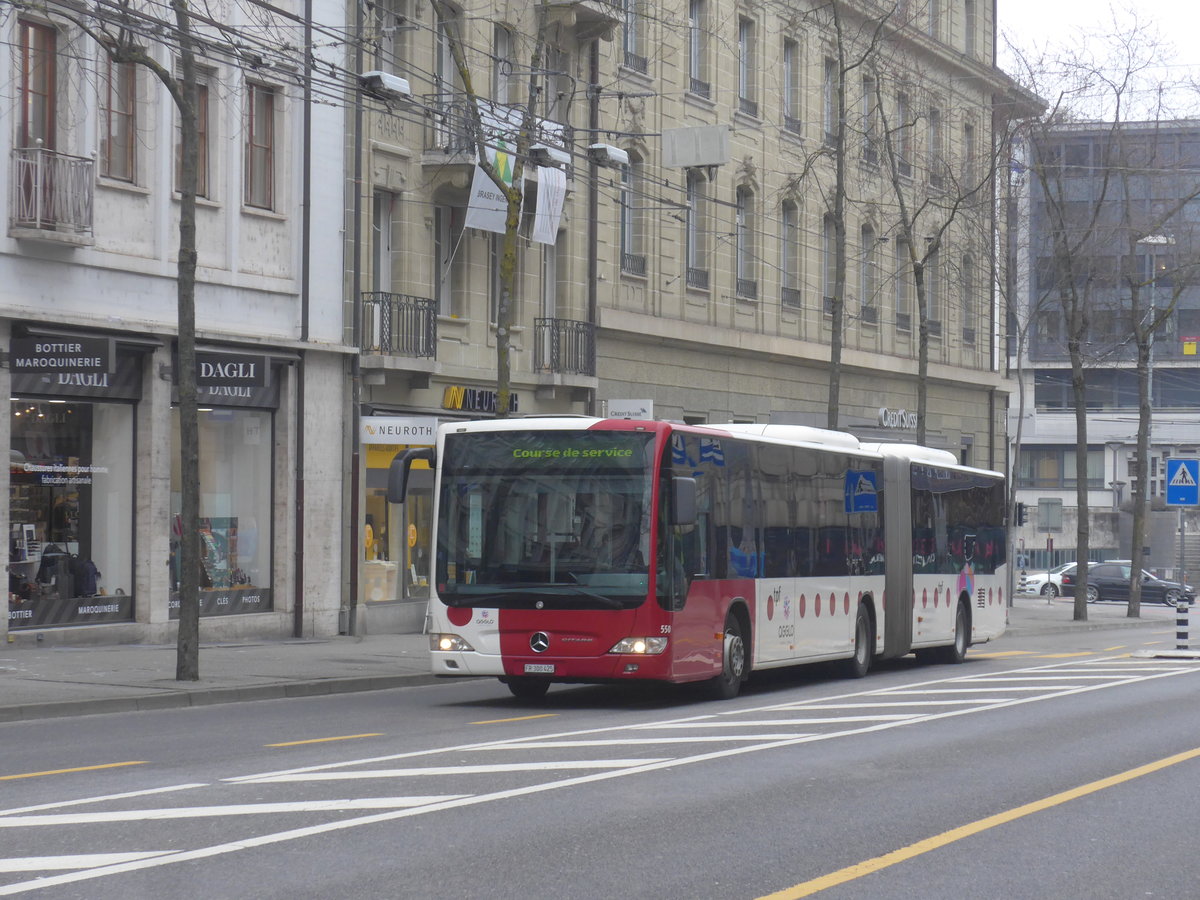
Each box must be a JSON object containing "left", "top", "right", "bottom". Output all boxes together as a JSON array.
[{"left": 435, "top": 429, "right": 656, "bottom": 609}]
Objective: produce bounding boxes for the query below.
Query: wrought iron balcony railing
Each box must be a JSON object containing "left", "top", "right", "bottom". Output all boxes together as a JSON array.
[
  {"left": 534, "top": 317, "right": 595, "bottom": 376},
  {"left": 360, "top": 292, "right": 438, "bottom": 359},
  {"left": 10, "top": 146, "right": 94, "bottom": 236},
  {"left": 422, "top": 93, "right": 572, "bottom": 159}
]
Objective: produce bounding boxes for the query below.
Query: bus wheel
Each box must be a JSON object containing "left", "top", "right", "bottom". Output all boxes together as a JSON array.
[
  {"left": 925, "top": 601, "right": 969, "bottom": 665},
  {"left": 503, "top": 677, "right": 550, "bottom": 700},
  {"left": 706, "top": 613, "right": 747, "bottom": 700},
  {"left": 843, "top": 603, "right": 873, "bottom": 678}
]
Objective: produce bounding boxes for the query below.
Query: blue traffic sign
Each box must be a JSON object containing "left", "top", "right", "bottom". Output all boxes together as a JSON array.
[{"left": 1166, "top": 458, "right": 1199, "bottom": 506}]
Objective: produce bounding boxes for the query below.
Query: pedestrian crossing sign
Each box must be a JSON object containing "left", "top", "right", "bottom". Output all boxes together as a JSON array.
[{"left": 1166, "top": 458, "right": 1200, "bottom": 506}]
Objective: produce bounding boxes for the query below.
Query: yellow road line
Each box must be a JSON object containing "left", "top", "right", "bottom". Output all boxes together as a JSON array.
[
  {"left": 1040, "top": 651, "right": 1095, "bottom": 658},
  {"left": 265, "top": 734, "right": 383, "bottom": 748},
  {"left": 0, "top": 761, "right": 147, "bottom": 782},
  {"left": 969, "top": 651, "right": 1035, "bottom": 658},
  {"left": 471, "top": 714, "right": 559, "bottom": 725},
  {"left": 758, "top": 745, "right": 1200, "bottom": 899}
]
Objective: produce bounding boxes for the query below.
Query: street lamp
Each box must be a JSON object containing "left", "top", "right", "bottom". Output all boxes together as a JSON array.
[{"left": 1137, "top": 233, "right": 1175, "bottom": 406}]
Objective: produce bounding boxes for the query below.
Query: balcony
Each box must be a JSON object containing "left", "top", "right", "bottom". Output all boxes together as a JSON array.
[
  {"left": 543, "top": 0, "right": 622, "bottom": 40},
  {"left": 423, "top": 94, "right": 571, "bottom": 161},
  {"left": 621, "top": 252, "right": 646, "bottom": 276},
  {"left": 736, "top": 278, "right": 758, "bottom": 300},
  {"left": 360, "top": 293, "right": 437, "bottom": 359},
  {"left": 534, "top": 317, "right": 595, "bottom": 376},
  {"left": 10, "top": 147, "right": 94, "bottom": 243}
]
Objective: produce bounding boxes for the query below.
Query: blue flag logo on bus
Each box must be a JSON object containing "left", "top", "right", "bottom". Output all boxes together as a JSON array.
[
  {"left": 845, "top": 470, "right": 878, "bottom": 513},
  {"left": 699, "top": 438, "right": 725, "bottom": 466}
]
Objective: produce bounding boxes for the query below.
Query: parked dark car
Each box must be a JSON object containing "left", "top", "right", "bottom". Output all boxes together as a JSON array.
[{"left": 1061, "top": 562, "right": 1195, "bottom": 607}]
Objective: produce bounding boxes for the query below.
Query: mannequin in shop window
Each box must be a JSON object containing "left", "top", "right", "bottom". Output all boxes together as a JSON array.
[{"left": 364, "top": 515, "right": 377, "bottom": 561}]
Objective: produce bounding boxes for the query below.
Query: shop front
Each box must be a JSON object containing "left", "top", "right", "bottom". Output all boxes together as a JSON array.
[
  {"left": 168, "top": 351, "right": 280, "bottom": 621},
  {"left": 8, "top": 336, "right": 141, "bottom": 629},
  {"left": 360, "top": 414, "right": 437, "bottom": 631}
]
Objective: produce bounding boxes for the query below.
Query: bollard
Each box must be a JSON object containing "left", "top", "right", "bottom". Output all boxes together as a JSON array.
[{"left": 1176, "top": 599, "right": 1190, "bottom": 651}]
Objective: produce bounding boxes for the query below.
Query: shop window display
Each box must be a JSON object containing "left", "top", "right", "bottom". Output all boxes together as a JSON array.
[
  {"left": 169, "top": 407, "right": 273, "bottom": 617},
  {"left": 9, "top": 400, "right": 135, "bottom": 627}
]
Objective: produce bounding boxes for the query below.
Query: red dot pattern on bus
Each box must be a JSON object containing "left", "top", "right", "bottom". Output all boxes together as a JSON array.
[{"left": 447, "top": 607, "right": 472, "bottom": 627}]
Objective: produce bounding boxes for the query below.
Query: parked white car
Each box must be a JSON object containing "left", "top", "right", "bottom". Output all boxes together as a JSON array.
[{"left": 1019, "top": 562, "right": 1079, "bottom": 597}]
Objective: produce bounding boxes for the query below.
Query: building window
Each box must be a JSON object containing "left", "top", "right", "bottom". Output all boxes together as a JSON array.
[
  {"left": 963, "top": 122, "right": 976, "bottom": 186},
  {"left": 1018, "top": 447, "right": 1104, "bottom": 489},
  {"left": 372, "top": 190, "right": 395, "bottom": 293},
  {"left": 781, "top": 200, "right": 801, "bottom": 307},
  {"left": 737, "top": 17, "right": 757, "bottom": 117},
  {"left": 926, "top": 246, "right": 941, "bottom": 333},
  {"left": 895, "top": 239, "right": 912, "bottom": 330},
  {"left": 822, "top": 213, "right": 836, "bottom": 312},
  {"left": 685, "top": 169, "right": 708, "bottom": 288},
  {"left": 860, "top": 224, "right": 877, "bottom": 322},
  {"left": 964, "top": 0, "right": 977, "bottom": 57},
  {"left": 175, "top": 78, "right": 209, "bottom": 198},
  {"left": 735, "top": 186, "right": 756, "bottom": 298},
  {"left": 926, "top": 0, "right": 941, "bottom": 39},
  {"left": 622, "top": 0, "right": 647, "bottom": 73},
  {"left": 170, "top": 406, "right": 274, "bottom": 617},
  {"left": 437, "top": 204, "right": 466, "bottom": 317},
  {"left": 861, "top": 75, "right": 878, "bottom": 163},
  {"left": 823, "top": 57, "right": 838, "bottom": 146},
  {"left": 244, "top": 83, "right": 275, "bottom": 209},
  {"left": 620, "top": 153, "right": 646, "bottom": 275},
  {"left": 493, "top": 24, "right": 513, "bottom": 103},
  {"left": 782, "top": 39, "right": 800, "bottom": 133},
  {"left": 928, "top": 105, "right": 944, "bottom": 188},
  {"left": 19, "top": 20, "right": 57, "bottom": 150},
  {"left": 374, "top": 0, "right": 410, "bottom": 73},
  {"left": 542, "top": 47, "right": 568, "bottom": 122},
  {"left": 9, "top": 400, "right": 135, "bottom": 628},
  {"left": 961, "top": 253, "right": 975, "bottom": 343},
  {"left": 688, "top": 0, "right": 708, "bottom": 97},
  {"left": 896, "top": 92, "right": 912, "bottom": 177},
  {"left": 101, "top": 57, "right": 136, "bottom": 182}
]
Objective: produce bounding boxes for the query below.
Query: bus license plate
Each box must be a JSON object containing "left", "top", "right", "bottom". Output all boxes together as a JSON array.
[{"left": 524, "top": 663, "right": 555, "bottom": 674}]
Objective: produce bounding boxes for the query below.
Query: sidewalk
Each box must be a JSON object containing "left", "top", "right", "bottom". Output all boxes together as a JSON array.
[{"left": 0, "top": 595, "right": 1190, "bottom": 723}]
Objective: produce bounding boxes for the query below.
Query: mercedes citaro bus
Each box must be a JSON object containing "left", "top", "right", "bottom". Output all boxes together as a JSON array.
[{"left": 389, "top": 417, "right": 1008, "bottom": 700}]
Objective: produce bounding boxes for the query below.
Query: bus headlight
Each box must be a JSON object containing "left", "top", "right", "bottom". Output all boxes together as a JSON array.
[
  {"left": 609, "top": 636, "right": 668, "bottom": 655},
  {"left": 430, "top": 634, "right": 475, "bottom": 653}
]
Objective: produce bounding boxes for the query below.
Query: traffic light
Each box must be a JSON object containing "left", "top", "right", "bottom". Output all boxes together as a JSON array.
[{"left": 1015, "top": 502, "right": 1028, "bottom": 527}]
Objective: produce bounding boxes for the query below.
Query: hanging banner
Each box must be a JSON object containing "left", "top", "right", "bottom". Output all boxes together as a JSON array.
[
  {"left": 532, "top": 165, "right": 567, "bottom": 245},
  {"left": 464, "top": 165, "right": 509, "bottom": 235}
]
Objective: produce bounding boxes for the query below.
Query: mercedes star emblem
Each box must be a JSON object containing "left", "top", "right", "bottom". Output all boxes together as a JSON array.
[{"left": 530, "top": 632, "right": 550, "bottom": 653}]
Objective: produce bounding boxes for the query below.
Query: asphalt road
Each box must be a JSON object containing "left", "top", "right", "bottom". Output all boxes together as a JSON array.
[{"left": 3, "top": 623, "right": 1199, "bottom": 900}]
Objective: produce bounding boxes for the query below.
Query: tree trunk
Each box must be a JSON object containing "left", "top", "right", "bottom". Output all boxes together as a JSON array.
[{"left": 173, "top": 0, "right": 202, "bottom": 679}]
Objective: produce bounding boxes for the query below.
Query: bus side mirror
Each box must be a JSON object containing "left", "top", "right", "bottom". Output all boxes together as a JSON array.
[
  {"left": 672, "top": 476, "right": 697, "bottom": 526},
  {"left": 387, "top": 448, "right": 436, "bottom": 503}
]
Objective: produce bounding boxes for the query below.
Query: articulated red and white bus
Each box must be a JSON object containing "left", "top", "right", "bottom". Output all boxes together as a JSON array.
[{"left": 390, "top": 417, "right": 1008, "bottom": 700}]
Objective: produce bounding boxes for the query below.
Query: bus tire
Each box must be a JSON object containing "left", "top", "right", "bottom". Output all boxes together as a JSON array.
[
  {"left": 503, "top": 677, "right": 550, "bottom": 700},
  {"left": 923, "top": 600, "right": 969, "bottom": 665},
  {"left": 843, "top": 603, "right": 873, "bottom": 678},
  {"left": 706, "top": 612, "right": 748, "bottom": 700}
]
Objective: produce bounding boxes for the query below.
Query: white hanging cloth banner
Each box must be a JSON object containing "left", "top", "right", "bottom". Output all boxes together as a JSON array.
[{"left": 532, "top": 165, "right": 567, "bottom": 245}]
